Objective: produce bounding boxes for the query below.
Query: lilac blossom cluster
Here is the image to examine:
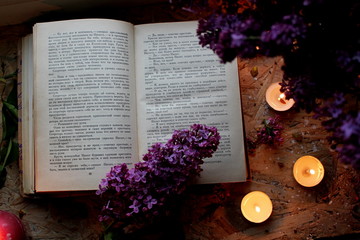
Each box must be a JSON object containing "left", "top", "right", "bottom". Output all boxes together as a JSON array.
[
  {"left": 314, "top": 94, "right": 360, "bottom": 169},
  {"left": 256, "top": 116, "right": 284, "bottom": 145},
  {"left": 171, "top": 0, "right": 360, "bottom": 168},
  {"left": 96, "top": 124, "right": 220, "bottom": 224},
  {"left": 246, "top": 115, "right": 284, "bottom": 153}
]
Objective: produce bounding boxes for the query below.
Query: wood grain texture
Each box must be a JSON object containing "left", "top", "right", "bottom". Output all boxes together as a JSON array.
[
  {"left": 0, "top": 3, "right": 359, "bottom": 240},
  {"left": 180, "top": 56, "right": 360, "bottom": 240}
]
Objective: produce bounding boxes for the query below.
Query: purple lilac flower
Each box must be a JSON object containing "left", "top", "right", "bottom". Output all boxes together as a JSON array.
[
  {"left": 256, "top": 115, "right": 284, "bottom": 146},
  {"left": 128, "top": 200, "right": 141, "bottom": 214},
  {"left": 172, "top": 0, "right": 360, "bottom": 168},
  {"left": 97, "top": 124, "right": 220, "bottom": 223},
  {"left": 260, "top": 14, "right": 307, "bottom": 56},
  {"left": 244, "top": 116, "right": 284, "bottom": 154},
  {"left": 314, "top": 93, "right": 360, "bottom": 168},
  {"left": 144, "top": 195, "right": 157, "bottom": 209},
  {"left": 196, "top": 0, "right": 360, "bottom": 168},
  {"left": 197, "top": 13, "right": 262, "bottom": 62}
]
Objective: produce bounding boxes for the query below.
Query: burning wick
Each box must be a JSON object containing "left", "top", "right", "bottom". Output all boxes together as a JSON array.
[
  {"left": 265, "top": 82, "right": 295, "bottom": 111},
  {"left": 278, "top": 93, "right": 287, "bottom": 104},
  {"left": 305, "top": 169, "right": 316, "bottom": 175},
  {"left": 241, "top": 191, "right": 273, "bottom": 223},
  {"left": 293, "top": 155, "right": 324, "bottom": 187}
]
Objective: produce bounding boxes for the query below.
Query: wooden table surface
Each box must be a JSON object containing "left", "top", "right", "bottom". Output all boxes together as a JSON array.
[{"left": 0, "top": 3, "right": 359, "bottom": 240}]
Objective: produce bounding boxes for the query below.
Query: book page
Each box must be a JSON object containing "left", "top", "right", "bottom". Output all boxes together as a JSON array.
[
  {"left": 33, "top": 19, "right": 138, "bottom": 192},
  {"left": 135, "top": 21, "right": 247, "bottom": 184}
]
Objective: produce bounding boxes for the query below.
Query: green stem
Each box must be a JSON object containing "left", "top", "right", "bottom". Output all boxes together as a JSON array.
[
  {"left": 247, "top": 35, "right": 261, "bottom": 40},
  {"left": 1, "top": 139, "right": 12, "bottom": 169}
]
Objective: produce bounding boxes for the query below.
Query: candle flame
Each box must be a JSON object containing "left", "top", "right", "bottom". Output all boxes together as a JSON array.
[
  {"left": 305, "top": 168, "right": 316, "bottom": 175},
  {"left": 278, "top": 93, "right": 286, "bottom": 104},
  {"left": 255, "top": 205, "right": 261, "bottom": 213}
]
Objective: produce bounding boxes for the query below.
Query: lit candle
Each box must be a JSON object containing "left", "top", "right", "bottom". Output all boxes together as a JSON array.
[
  {"left": 293, "top": 155, "right": 325, "bottom": 187},
  {"left": 241, "top": 191, "right": 273, "bottom": 223},
  {"left": 0, "top": 210, "right": 26, "bottom": 240},
  {"left": 265, "top": 82, "right": 295, "bottom": 111}
]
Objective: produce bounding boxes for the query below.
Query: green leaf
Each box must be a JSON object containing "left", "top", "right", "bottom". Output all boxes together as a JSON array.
[
  {"left": 103, "top": 229, "right": 125, "bottom": 240},
  {"left": 3, "top": 101, "right": 18, "bottom": 120},
  {"left": 0, "top": 140, "right": 19, "bottom": 169},
  {"left": 103, "top": 232, "right": 114, "bottom": 240},
  {"left": 0, "top": 70, "right": 18, "bottom": 189},
  {"left": 7, "top": 140, "right": 19, "bottom": 166},
  {"left": 0, "top": 141, "right": 8, "bottom": 160},
  {"left": 2, "top": 139, "right": 12, "bottom": 168},
  {"left": 3, "top": 71, "right": 17, "bottom": 80},
  {"left": 6, "top": 83, "right": 18, "bottom": 106},
  {"left": 2, "top": 100, "right": 18, "bottom": 140},
  {"left": 2, "top": 108, "right": 17, "bottom": 140},
  {"left": 0, "top": 140, "right": 19, "bottom": 189},
  {"left": 101, "top": 221, "right": 125, "bottom": 240}
]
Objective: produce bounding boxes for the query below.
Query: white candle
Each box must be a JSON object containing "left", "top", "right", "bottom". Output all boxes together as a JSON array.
[
  {"left": 265, "top": 82, "right": 295, "bottom": 111},
  {"left": 241, "top": 191, "right": 273, "bottom": 223},
  {"left": 293, "top": 155, "right": 325, "bottom": 187}
]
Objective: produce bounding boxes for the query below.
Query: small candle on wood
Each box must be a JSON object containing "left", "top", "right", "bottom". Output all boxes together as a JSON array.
[
  {"left": 265, "top": 82, "right": 295, "bottom": 111},
  {"left": 241, "top": 191, "right": 273, "bottom": 223},
  {"left": 293, "top": 155, "right": 325, "bottom": 187}
]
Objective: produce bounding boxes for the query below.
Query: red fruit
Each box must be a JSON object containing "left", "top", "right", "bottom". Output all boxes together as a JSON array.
[{"left": 0, "top": 210, "right": 26, "bottom": 240}]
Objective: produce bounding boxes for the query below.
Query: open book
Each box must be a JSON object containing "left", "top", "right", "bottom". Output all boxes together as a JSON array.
[{"left": 19, "top": 19, "right": 247, "bottom": 194}]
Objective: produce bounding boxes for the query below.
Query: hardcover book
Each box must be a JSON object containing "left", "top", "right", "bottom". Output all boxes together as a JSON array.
[{"left": 18, "top": 19, "right": 248, "bottom": 194}]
